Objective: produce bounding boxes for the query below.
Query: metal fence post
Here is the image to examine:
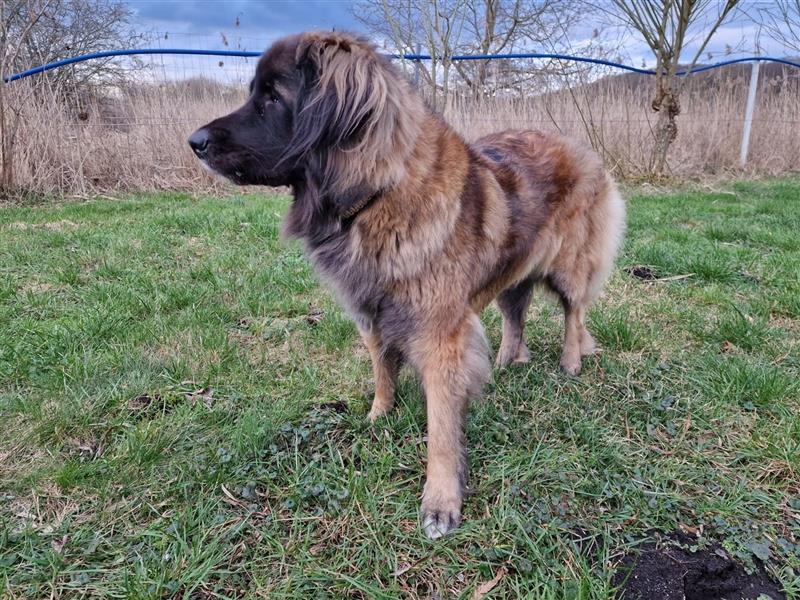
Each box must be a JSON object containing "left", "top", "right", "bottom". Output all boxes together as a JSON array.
[{"left": 739, "top": 60, "right": 760, "bottom": 168}]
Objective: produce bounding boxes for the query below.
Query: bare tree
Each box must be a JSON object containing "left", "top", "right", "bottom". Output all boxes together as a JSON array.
[
  {"left": 607, "top": 0, "right": 740, "bottom": 177},
  {"left": 1, "top": 0, "right": 137, "bottom": 193},
  {"left": 3, "top": 0, "right": 141, "bottom": 90},
  {"left": 425, "top": 0, "right": 469, "bottom": 107},
  {"left": 757, "top": 0, "right": 800, "bottom": 53},
  {"left": 455, "top": 0, "right": 540, "bottom": 94},
  {"left": 452, "top": 0, "right": 584, "bottom": 97},
  {"left": 1, "top": 0, "right": 53, "bottom": 193},
  {"left": 353, "top": 0, "right": 466, "bottom": 107},
  {"left": 353, "top": 0, "right": 582, "bottom": 104}
]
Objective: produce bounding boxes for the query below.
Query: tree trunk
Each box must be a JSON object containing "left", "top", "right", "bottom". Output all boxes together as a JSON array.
[
  {"left": 0, "top": 91, "right": 13, "bottom": 193},
  {"left": 442, "top": 59, "right": 451, "bottom": 108},
  {"left": 649, "top": 76, "right": 681, "bottom": 177}
]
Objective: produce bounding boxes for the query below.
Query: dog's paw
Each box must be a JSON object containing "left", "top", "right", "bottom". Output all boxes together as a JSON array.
[
  {"left": 366, "top": 396, "right": 393, "bottom": 423},
  {"left": 421, "top": 482, "right": 463, "bottom": 539},
  {"left": 560, "top": 355, "right": 582, "bottom": 376},
  {"left": 367, "top": 406, "right": 389, "bottom": 423},
  {"left": 422, "top": 508, "right": 461, "bottom": 539},
  {"left": 495, "top": 342, "right": 530, "bottom": 368},
  {"left": 513, "top": 344, "right": 531, "bottom": 364},
  {"left": 495, "top": 352, "right": 513, "bottom": 368}
]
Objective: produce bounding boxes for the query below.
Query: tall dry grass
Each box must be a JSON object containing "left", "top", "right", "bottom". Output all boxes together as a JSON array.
[
  {"left": 446, "top": 65, "right": 800, "bottom": 179},
  {"left": 1, "top": 78, "right": 242, "bottom": 197},
  {"left": 2, "top": 64, "right": 799, "bottom": 197}
]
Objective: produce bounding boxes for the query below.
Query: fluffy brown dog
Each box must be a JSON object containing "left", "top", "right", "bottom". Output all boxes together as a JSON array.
[{"left": 189, "top": 31, "right": 625, "bottom": 538}]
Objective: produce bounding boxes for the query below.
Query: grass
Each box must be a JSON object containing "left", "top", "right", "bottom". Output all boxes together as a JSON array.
[{"left": 1, "top": 179, "right": 799, "bottom": 599}]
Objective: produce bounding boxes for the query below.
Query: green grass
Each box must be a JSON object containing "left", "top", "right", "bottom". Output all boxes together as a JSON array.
[{"left": 1, "top": 179, "right": 799, "bottom": 598}]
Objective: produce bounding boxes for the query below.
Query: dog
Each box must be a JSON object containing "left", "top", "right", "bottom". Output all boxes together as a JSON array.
[{"left": 189, "top": 31, "right": 625, "bottom": 538}]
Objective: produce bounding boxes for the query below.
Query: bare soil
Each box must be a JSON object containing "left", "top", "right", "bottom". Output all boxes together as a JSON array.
[{"left": 614, "top": 535, "right": 785, "bottom": 600}]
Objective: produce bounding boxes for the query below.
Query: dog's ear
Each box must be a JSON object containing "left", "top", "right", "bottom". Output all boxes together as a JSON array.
[
  {"left": 295, "top": 32, "right": 386, "bottom": 148},
  {"left": 289, "top": 33, "right": 392, "bottom": 166},
  {"left": 282, "top": 31, "right": 423, "bottom": 228},
  {"left": 283, "top": 32, "right": 394, "bottom": 217}
]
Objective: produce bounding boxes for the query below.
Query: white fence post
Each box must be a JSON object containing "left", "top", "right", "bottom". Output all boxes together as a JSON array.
[{"left": 739, "top": 60, "right": 760, "bottom": 168}]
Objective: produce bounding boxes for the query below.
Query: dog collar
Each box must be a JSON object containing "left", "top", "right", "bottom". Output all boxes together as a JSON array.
[{"left": 342, "top": 190, "right": 382, "bottom": 221}]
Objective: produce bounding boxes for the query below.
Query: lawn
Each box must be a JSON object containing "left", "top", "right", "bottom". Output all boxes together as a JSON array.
[{"left": 1, "top": 179, "right": 799, "bottom": 599}]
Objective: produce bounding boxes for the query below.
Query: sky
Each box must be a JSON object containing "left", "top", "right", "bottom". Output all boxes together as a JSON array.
[
  {"left": 123, "top": 0, "right": 796, "bottom": 82},
  {"left": 127, "top": 1, "right": 360, "bottom": 49}
]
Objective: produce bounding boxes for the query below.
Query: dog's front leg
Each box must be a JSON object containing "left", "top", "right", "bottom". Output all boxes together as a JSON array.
[
  {"left": 359, "top": 327, "right": 400, "bottom": 422},
  {"left": 415, "top": 313, "right": 490, "bottom": 538}
]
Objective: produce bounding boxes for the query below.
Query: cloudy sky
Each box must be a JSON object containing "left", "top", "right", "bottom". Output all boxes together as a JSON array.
[
  {"left": 124, "top": 0, "right": 794, "bottom": 72},
  {"left": 127, "top": 1, "right": 359, "bottom": 49}
]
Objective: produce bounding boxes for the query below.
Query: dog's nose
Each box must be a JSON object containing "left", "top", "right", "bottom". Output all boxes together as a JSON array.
[{"left": 188, "top": 128, "right": 210, "bottom": 156}]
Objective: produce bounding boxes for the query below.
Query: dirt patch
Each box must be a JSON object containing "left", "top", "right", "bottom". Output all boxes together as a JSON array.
[
  {"left": 614, "top": 535, "right": 785, "bottom": 600},
  {"left": 319, "top": 400, "right": 348, "bottom": 413},
  {"left": 126, "top": 392, "right": 175, "bottom": 420},
  {"left": 19, "top": 282, "right": 59, "bottom": 294},
  {"left": 624, "top": 266, "right": 695, "bottom": 284},
  {"left": 769, "top": 314, "right": 800, "bottom": 336},
  {"left": 625, "top": 265, "right": 660, "bottom": 281}
]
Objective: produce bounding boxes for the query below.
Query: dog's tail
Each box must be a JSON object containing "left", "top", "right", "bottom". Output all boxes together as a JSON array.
[{"left": 586, "top": 175, "right": 626, "bottom": 303}]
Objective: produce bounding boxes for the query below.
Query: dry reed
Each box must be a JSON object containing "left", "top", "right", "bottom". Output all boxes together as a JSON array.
[{"left": 2, "top": 63, "right": 798, "bottom": 197}]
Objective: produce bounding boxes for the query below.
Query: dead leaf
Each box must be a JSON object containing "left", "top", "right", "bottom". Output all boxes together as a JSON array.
[
  {"left": 625, "top": 265, "right": 658, "bottom": 280},
  {"left": 472, "top": 566, "right": 506, "bottom": 599},
  {"left": 721, "top": 340, "right": 735, "bottom": 353},
  {"left": 186, "top": 387, "right": 214, "bottom": 408},
  {"left": 679, "top": 523, "right": 701, "bottom": 536},
  {"left": 220, "top": 484, "right": 245, "bottom": 507},
  {"left": 320, "top": 400, "right": 347, "bottom": 413},
  {"left": 306, "top": 305, "right": 325, "bottom": 326},
  {"left": 68, "top": 438, "right": 103, "bottom": 459},
  {"left": 128, "top": 393, "right": 158, "bottom": 411},
  {"left": 392, "top": 557, "right": 425, "bottom": 577},
  {"left": 51, "top": 535, "right": 68, "bottom": 554}
]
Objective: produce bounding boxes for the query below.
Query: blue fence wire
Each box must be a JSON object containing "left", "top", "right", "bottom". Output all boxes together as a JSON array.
[{"left": 4, "top": 48, "right": 800, "bottom": 83}]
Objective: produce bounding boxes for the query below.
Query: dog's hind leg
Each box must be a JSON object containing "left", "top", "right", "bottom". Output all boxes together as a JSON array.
[
  {"left": 545, "top": 274, "right": 592, "bottom": 376},
  {"left": 359, "top": 327, "right": 400, "bottom": 422},
  {"left": 495, "top": 277, "right": 535, "bottom": 367},
  {"left": 560, "top": 303, "right": 588, "bottom": 376},
  {"left": 580, "top": 318, "right": 598, "bottom": 357},
  {"left": 413, "top": 312, "right": 490, "bottom": 538}
]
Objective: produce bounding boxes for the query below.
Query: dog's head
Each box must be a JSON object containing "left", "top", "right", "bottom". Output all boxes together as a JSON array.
[{"left": 189, "top": 32, "right": 422, "bottom": 203}]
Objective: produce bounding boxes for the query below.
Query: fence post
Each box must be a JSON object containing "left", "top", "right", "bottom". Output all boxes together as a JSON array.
[{"left": 739, "top": 60, "right": 760, "bottom": 168}]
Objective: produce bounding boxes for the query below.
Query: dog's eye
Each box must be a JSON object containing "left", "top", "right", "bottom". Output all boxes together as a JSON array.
[{"left": 269, "top": 95, "right": 280, "bottom": 104}]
